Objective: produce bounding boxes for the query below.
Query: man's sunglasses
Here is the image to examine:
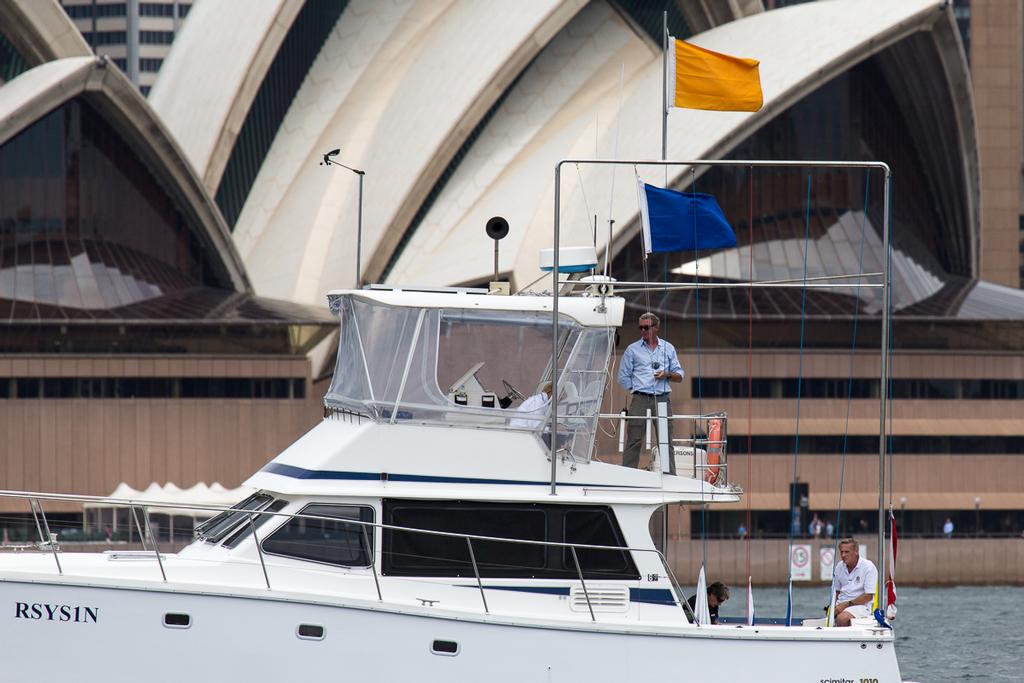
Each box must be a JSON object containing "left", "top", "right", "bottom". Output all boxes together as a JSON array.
[{"left": 639, "top": 325, "right": 653, "bottom": 331}]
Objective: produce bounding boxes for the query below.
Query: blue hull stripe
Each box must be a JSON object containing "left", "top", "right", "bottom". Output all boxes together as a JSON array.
[
  {"left": 467, "top": 585, "right": 676, "bottom": 605},
  {"left": 630, "top": 588, "right": 677, "bottom": 605},
  {"left": 261, "top": 462, "right": 654, "bottom": 489}
]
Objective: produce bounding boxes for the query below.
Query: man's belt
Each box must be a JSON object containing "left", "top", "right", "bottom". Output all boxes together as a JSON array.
[{"left": 632, "top": 391, "right": 669, "bottom": 397}]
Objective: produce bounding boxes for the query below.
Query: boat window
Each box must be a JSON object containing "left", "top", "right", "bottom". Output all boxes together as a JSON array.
[
  {"left": 163, "top": 613, "right": 191, "bottom": 629},
  {"left": 384, "top": 501, "right": 547, "bottom": 577},
  {"left": 297, "top": 624, "right": 325, "bottom": 640},
  {"left": 261, "top": 504, "right": 374, "bottom": 567},
  {"left": 555, "top": 327, "right": 615, "bottom": 461},
  {"left": 194, "top": 493, "right": 274, "bottom": 543},
  {"left": 562, "top": 508, "right": 632, "bottom": 574},
  {"left": 431, "top": 640, "right": 459, "bottom": 656},
  {"left": 382, "top": 501, "right": 638, "bottom": 580},
  {"left": 221, "top": 499, "right": 288, "bottom": 548},
  {"left": 324, "top": 295, "right": 614, "bottom": 461}
]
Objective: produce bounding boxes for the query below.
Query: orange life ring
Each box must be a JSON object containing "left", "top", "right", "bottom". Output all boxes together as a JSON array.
[{"left": 705, "top": 418, "right": 723, "bottom": 485}]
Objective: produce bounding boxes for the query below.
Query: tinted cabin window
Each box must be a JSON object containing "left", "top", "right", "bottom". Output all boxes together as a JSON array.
[
  {"left": 385, "top": 502, "right": 546, "bottom": 577},
  {"left": 222, "top": 499, "right": 288, "bottom": 548},
  {"left": 382, "top": 501, "right": 638, "bottom": 580},
  {"left": 563, "top": 509, "right": 632, "bottom": 575},
  {"left": 262, "top": 504, "right": 374, "bottom": 567},
  {"left": 195, "top": 493, "right": 274, "bottom": 543}
]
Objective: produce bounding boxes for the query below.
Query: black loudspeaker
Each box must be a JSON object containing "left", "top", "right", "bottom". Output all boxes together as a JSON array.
[{"left": 485, "top": 216, "right": 509, "bottom": 240}]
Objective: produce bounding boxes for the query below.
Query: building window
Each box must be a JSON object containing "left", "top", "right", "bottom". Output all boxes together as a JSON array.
[
  {"left": 139, "top": 3, "right": 176, "bottom": 17},
  {"left": 0, "top": 377, "right": 306, "bottom": 400},
  {"left": 139, "top": 58, "right": 163, "bottom": 72},
  {"left": 64, "top": 3, "right": 127, "bottom": 18},
  {"left": 697, "top": 377, "right": 1024, "bottom": 400},
  {"left": 64, "top": 5, "right": 92, "bottom": 19},
  {"left": 139, "top": 31, "right": 175, "bottom": 45},
  {"left": 82, "top": 31, "right": 128, "bottom": 46},
  {"left": 953, "top": 0, "right": 971, "bottom": 66},
  {"left": 0, "top": 31, "right": 30, "bottom": 83},
  {"left": 0, "top": 97, "right": 237, "bottom": 313},
  {"left": 727, "top": 434, "right": 1024, "bottom": 456}
]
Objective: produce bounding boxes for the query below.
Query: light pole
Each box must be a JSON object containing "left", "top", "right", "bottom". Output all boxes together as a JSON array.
[
  {"left": 974, "top": 496, "right": 982, "bottom": 537},
  {"left": 320, "top": 149, "right": 365, "bottom": 287}
]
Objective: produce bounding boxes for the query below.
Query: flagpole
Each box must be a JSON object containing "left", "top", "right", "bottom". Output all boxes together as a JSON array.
[
  {"left": 661, "top": 11, "right": 668, "bottom": 163},
  {"left": 658, "top": 9, "right": 669, "bottom": 563}
]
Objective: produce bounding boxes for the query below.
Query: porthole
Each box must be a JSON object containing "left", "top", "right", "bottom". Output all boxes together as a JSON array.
[
  {"left": 163, "top": 612, "right": 191, "bottom": 629},
  {"left": 297, "top": 624, "right": 325, "bottom": 640},
  {"left": 431, "top": 639, "right": 459, "bottom": 656}
]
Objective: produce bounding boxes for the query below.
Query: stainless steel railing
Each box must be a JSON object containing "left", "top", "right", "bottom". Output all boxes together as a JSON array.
[
  {"left": 0, "top": 489, "right": 697, "bottom": 626},
  {"left": 598, "top": 411, "right": 729, "bottom": 485}
]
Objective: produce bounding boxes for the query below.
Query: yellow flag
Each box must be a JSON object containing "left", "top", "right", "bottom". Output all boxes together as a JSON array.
[{"left": 668, "top": 38, "right": 763, "bottom": 112}]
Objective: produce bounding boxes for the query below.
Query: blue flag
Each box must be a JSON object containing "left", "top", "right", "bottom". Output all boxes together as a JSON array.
[{"left": 638, "top": 180, "right": 737, "bottom": 254}]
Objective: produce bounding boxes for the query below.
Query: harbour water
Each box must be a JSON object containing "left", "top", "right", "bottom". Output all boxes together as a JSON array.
[{"left": 716, "top": 585, "right": 1024, "bottom": 682}]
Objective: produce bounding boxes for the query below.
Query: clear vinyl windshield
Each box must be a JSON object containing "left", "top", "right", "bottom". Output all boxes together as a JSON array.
[{"left": 325, "top": 295, "right": 612, "bottom": 461}]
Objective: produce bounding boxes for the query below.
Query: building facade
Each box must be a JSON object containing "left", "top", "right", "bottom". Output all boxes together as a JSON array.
[
  {"left": 2, "top": 0, "right": 1024, "bottom": 550},
  {"left": 59, "top": 0, "right": 195, "bottom": 95},
  {"left": 0, "top": 33, "right": 332, "bottom": 533}
]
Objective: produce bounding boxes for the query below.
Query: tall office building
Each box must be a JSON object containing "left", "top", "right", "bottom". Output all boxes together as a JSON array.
[{"left": 60, "top": 0, "right": 195, "bottom": 96}]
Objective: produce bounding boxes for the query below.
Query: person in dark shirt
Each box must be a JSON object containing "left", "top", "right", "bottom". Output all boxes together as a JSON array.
[{"left": 687, "top": 581, "right": 730, "bottom": 624}]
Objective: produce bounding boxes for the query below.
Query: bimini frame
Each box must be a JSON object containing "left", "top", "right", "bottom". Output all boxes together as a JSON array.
[{"left": 549, "top": 158, "right": 893, "bottom": 616}]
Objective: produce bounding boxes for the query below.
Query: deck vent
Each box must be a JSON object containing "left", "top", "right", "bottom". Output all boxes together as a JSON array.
[
  {"left": 569, "top": 585, "right": 630, "bottom": 613},
  {"left": 163, "top": 613, "right": 191, "bottom": 628},
  {"left": 297, "top": 624, "right": 325, "bottom": 640},
  {"left": 431, "top": 640, "right": 459, "bottom": 656}
]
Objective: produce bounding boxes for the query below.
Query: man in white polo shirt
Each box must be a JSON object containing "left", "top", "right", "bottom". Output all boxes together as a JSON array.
[{"left": 832, "top": 537, "right": 878, "bottom": 627}]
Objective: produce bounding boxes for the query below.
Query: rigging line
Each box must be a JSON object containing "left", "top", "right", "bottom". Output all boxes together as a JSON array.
[
  {"left": 635, "top": 167, "right": 652, "bottom": 314},
  {"left": 690, "top": 165, "right": 707, "bottom": 574},
  {"left": 886, "top": 177, "right": 896, "bottom": 511},
  {"left": 574, "top": 163, "right": 596, "bottom": 240},
  {"left": 600, "top": 273, "right": 885, "bottom": 285},
  {"left": 828, "top": 170, "right": 872, "bottom": 624},
  {"left": 513, "top": 271, "right": 552, "bottom": 295},
  {"left": 605, "top": 63, "right": 627, "bottom": 281},
  {"left": 745, "top": 164, "right": 753, "bottom": 621},
  {"left": 599, "top": 272, "right": 885, "bottom": 289},
  {"left": 660, "top": 249, "right": 672, "bottom": 313},
  {"left": 785, "top": 172, "right": 813, "bottom": 627},
  {"left": 611, "top": 282, "right": 885, "bottom": 293}
]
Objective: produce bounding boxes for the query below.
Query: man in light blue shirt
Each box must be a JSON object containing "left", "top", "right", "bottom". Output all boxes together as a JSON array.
[{"left": 617, "top": 312, "right": 683, "bottom": 471}]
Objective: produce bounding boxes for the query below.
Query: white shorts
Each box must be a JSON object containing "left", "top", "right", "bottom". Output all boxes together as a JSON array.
[{"left": 840, "top": 603, "right": 871, "bottom": 619}]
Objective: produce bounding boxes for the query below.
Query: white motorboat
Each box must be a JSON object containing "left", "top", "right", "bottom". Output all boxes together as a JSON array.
[{"left": 0, "top": 277, "right": 901, "bottom": 681}]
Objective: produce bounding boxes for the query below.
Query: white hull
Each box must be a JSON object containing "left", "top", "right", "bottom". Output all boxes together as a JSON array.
[{"left": 1, "top": 577, "right": 900, "bottom": 682}]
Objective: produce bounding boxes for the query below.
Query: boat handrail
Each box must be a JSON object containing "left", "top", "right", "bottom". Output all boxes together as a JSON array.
[
  {"left": 596, "top": 411, "right": 729, "bottom": 485},
  {"left": 0, "top": 489, "right": 695, "bottom": 625}
]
